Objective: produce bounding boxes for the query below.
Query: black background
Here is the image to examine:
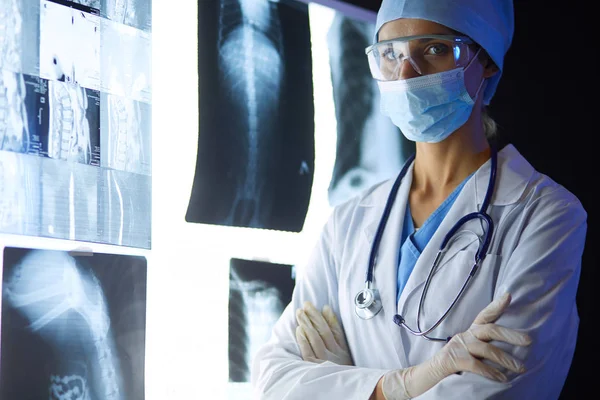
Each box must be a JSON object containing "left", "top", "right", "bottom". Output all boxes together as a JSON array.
[{"left": 321, "top": 1, "right": 595, "bottom": 398}]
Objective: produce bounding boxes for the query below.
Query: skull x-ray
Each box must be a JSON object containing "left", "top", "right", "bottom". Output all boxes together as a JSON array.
[
  {"left": 1, "top": 247, "right": 148, "bottom": 400},
  {"left": 326, "top": 13, "right": 414, "bottom": 207},
  {"left": 186, "top": 0, "right": 315, "bottom": 233},
  {"left": 228, "top": 258, "right": 295, "bottom": 385}
]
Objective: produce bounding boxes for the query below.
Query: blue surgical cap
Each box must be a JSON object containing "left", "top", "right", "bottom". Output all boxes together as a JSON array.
[{"left": 375, "top": 0, "right": 514, "bottom": 105}]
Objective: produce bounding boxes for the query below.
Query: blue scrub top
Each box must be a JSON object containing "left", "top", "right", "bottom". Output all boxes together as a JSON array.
[{"left": 397, "top": 174, "right": 473, "bottom": 302}]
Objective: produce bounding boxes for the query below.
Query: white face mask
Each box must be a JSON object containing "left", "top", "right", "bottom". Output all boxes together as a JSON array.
[{"left": 377, "top": 50, "right": 485, "bottom": 143}]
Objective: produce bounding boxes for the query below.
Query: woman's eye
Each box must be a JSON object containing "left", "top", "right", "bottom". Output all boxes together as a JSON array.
[
  {"left": 426, "top": 44, "right": 449, "bottom": 56},
  {"left": 382, "top": 49, "right": 397, "bottom": 60}
]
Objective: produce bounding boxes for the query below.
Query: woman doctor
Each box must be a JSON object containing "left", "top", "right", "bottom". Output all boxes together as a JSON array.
[{"left": 251, "top": 0, "right": 588, "bottom": 399}]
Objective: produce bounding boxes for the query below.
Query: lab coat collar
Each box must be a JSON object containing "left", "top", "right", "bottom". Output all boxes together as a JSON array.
[{"left": 359, "top": 144, "right": 533, "bottom": 213}]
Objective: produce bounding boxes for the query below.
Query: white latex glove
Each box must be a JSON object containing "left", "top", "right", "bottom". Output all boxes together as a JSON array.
[
  {"left": 382, "top": 292, "right": 532, "bottom": 400},
  {"left": 295, "top": 301, "right": 353, "bottom": 366}
]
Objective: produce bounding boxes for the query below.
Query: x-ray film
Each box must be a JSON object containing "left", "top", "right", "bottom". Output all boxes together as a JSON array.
[
  {"left": 0, "top": 0, "right": 40, "bottom": 76},
  {"left": 100, "top": 91, "right": 151, "bottom": 175},
  {"left": 100, "top": 18, "right": 151, "bottom": 103},
  {"left": 187, "top": 0, "right": 315, "bottom": 232},
  {"left": 97, "top": 169, "right": 151, "bottom": 249},
  {"left": 0, "top": 69, "right": 34, "bottom": 154},
  {"left": 1, "top": 247, "right": 147, "bottom": 400},
  {"left": 0, "top": 153, "right": 150, "bottom": 247},
  {"left": 326, "top": 12, "right": 414, "bottom": 207},
  {"left": 0, "top": 151, "right": 41, "bottom": 237},
  {"left": 40, "top": 0, "right": 101, "bottom": 90},
  {"left": 1, "top": 70, "right": 101, "bottom": 165},
  {"left": 40, "top": 157, "right": 99, "bottom": 242},
  {"left": 46, "top": 79, "right": 101, "bottom": 165},
  {"left": 101, "top": 0, "right": 151, "bottom": 32},
  {"left": 228, "top": 258, "right": 295, "bottom": 386},
  {"left": 47, "top": 0, "right": 101, "bottom": 15}
]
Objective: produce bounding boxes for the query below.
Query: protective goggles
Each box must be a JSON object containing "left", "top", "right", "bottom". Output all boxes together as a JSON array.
[{"left": 365, "top": 35, "right": 476, "bottom": 81}]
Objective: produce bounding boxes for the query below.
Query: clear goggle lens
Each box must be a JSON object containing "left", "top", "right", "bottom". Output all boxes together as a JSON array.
[{"left": 365, "top": 35, "right": 475, "bottom": 81}]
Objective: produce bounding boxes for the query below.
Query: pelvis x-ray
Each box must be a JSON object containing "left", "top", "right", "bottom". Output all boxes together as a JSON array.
[
  {"left": 1, "top": 247, "right": 148, "bottom": 400},
  {"left": 326, "top": 14, "right": 414, "bottom": 207},
  {"left": 228, "top": 258, "right": 295, "bottom": 383},
  {"left": 186, "top": 0, "right": 315, "bottom": 233}
]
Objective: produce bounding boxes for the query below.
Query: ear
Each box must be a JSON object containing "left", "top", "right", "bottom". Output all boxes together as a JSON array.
[{"left": 482, "top": 57, "right": 500, "bottom": 79}]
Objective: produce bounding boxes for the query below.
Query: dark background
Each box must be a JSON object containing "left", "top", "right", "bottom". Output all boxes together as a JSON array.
[{"left": 330, "top": 1, "right": 595, "bottom": 398}]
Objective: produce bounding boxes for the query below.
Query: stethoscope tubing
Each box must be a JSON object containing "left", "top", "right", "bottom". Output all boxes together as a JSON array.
[{"left": 362, "top": 146, "right": 498, "bottom": 341}]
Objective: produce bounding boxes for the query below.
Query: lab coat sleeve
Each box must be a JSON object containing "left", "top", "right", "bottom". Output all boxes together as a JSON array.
[
  {"left": 251, "top": 205, "right": 389, "bottom": 400},
  {"left": 414, "top": 187, "right": 588, "bottom": 399}
]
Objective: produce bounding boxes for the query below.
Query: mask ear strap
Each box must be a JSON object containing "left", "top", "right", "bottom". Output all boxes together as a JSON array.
[{"left": 465, "top": 47, "right": 486, "bottom": 101}]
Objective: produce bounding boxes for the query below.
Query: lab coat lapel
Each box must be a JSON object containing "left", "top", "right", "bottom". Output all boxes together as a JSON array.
[{"left": 363, "top": 164, "right": 414, "bottom": 367}]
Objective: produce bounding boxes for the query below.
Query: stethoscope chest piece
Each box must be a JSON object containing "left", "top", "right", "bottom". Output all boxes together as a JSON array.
[{"left": 354, "top": 286, "right": 383, "bottom": 319}]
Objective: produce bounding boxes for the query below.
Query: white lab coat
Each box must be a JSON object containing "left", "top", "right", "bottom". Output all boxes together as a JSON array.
[{"left": 251, "top": 144, "right": 587, "bottom": 399}]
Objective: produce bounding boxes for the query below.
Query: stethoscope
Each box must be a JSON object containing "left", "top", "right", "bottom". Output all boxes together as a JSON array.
[{"left": 354, "top": 146, "right": 497, "bottom": 342}]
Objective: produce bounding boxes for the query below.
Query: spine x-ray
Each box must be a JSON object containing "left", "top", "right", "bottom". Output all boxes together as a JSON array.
[
  {"left": 186, "top": 0, "right": 315, "bottom": 233},
  {"left": 228, "top": 258, "right": 295, "bottom": 384},
  {"left": 326, "top": 13, "right": 414, "bottom": 207},
  {"left": 1, "top": 70, "right": 101, "bottom": 165},
  {"left": 1, "top": 247, "right": 147, "bottom": 400}
]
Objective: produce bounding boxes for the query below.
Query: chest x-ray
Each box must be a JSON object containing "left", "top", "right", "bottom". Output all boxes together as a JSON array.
[
  {"left": 186, "top": 0, "right": 315, "bottom": 232},
  {"left": 228, "top": 258, "right": 295, "bottom": 389},
  {"left": 326, "top": 13, "right": 414, "bottom": 207},
  {"left": 1, "top": 247, "right": 148, "bottom": 400}
]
